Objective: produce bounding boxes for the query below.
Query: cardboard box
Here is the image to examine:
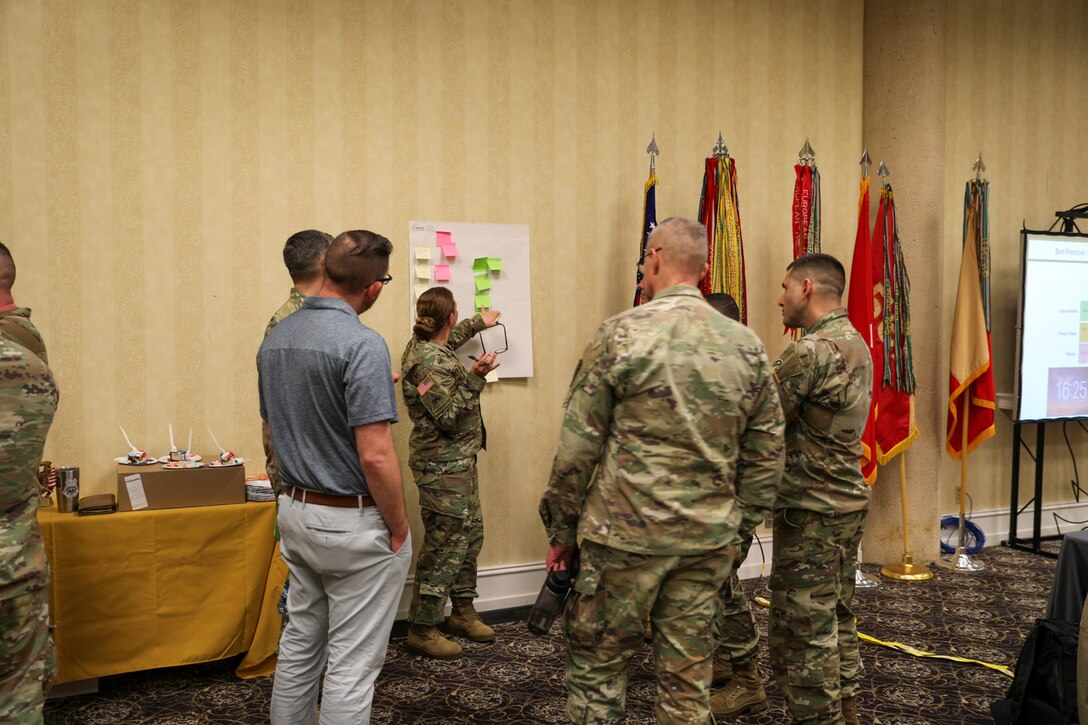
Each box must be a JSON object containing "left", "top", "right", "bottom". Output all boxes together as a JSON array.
[{"left": 116, "top": 463, "right": 246, "bottom": 511}]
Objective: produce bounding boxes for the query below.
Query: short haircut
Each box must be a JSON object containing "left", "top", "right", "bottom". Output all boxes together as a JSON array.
[
  {"left": 650, "top": 217, "right": 708, "bottom": 277},
  {"left": 325, "top": 230, "right": 393, "bottom": 294},
  {"left": 0, "top": 243, "right": 14, "bottom": 291},
  {"left": 705, "top": 292, "right": 740, "bottom": 322},
  {"left": 283, "top": 230, "right": 333, "bottom": 284},
  {"left": 413, "top": 287, "right": 456, "bottom": 340},
  {"left": 787, "top": 252, "right": 846, "bottom": 299}
]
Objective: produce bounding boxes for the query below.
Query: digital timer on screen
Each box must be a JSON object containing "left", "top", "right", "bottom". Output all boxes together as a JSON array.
[{"left": 1047, "top": 367, "right": 1088, "bottom": 418}]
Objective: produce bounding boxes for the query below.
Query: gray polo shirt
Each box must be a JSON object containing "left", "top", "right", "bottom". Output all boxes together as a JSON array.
[{"left": 258, "top": 296, "right": 398, "bottom": 496}]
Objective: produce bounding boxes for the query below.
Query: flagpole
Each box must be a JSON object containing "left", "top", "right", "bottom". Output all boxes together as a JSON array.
[
  {"left": 940, "top": 391, "right": 986, "bottom": 572},
  {"left": 941, "top": 165, "right": 989, "bottom": 573},
  {"left": 854, "top": 150, "right": 880, "bottom": 590},
  {"left": 880, "top": 452, "right": 933, "bottom": 580}
]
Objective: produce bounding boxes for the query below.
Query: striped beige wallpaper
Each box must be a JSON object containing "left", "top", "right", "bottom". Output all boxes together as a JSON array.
[{"left": 6, "top": 0, "right": 865, "bottom": 567}]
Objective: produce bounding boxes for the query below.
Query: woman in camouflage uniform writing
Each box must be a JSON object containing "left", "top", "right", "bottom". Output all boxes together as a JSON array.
[{"left": 401, "top": 287, "right": 501, "bottom": 659}]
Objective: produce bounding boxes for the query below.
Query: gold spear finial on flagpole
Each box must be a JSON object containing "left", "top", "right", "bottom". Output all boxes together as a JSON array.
[
  {"left": 798, "top": 138, "right": 815, "bottom": 166},
  {"left": 713, "top": 132, "right": 729, "bottom": 159},
  {"left": 647, "top": 134, "right": 659, "bottom": 173},
  {"left": 859, "top": 149, "right": 872, "bottom": 179},
  {"left": 973, "top": 152, "right": 985, "bottom": 182},
  {"left": 877, "top": 161, "right": 890, "bottom": 190}
]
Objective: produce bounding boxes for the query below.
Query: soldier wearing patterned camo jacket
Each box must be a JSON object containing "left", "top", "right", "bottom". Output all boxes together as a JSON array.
[
  {"left": 0, "top": 243, "right": 47, "bottom": 364},
  {"left": 0, "top": 336, "right": 59, "bottom": 725},
  {"left": 262, "top": 230, "right": 333, "bottom": 625},
  {"left": 400, "top": 287, "right": 501, "bottom": 659},
  {"left": 539, "top": 217, "right": 785, "bottom": 724},
  {"left": 263, "top": 230, "right": 333, "bottom": 494},
  {"left": 768, "top": 253, "right": 873, "bottom": 725},
  {"left": 703, "top": 291, "right": 772, "bottom": 719}
]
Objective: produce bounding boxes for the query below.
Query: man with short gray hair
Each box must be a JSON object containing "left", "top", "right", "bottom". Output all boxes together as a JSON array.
[
  {"left": 540, "top": 217, "right": 785, "bottom": 723},
  {"left": 259, "top": 229, "right": 411, "bottom": 725}
]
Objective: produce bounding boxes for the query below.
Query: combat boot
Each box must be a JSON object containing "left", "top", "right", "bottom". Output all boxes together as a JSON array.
[
  {"left": 709, "top": 659, "right": 768, "bottom": 718},
  {"left": 447, "top": 597, "right": 495, "bottom": 642},
  {"left": 711, "top": 653, "right": 733, "bottom": 688},
  {"left": 841, "top": 695, "right": 861, "bottom": 725},
  {"left": 405, "top": 624, "right": 463, "bottom": 659}
]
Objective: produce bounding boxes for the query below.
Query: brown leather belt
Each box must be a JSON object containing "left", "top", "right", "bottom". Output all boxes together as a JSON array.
[{"left": 289, "top": 487, "right": 375, "bottom": 509}]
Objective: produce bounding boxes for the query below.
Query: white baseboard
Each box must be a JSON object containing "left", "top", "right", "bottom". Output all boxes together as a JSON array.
[
  {"left": 403, "top": 501, "right": 1088, "bottom": 617},
  {"left": 956, "top": 498, "right": 1088, "bottom": 546}
]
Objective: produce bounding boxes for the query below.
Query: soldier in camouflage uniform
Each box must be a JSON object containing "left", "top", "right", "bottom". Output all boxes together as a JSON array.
[
  {"left": 768, "top": 253, "right": 873, "bottom": 725},
  {"left": 263, "top": 230, "right": 333, "bottom": 495},
  {"left": 0, "top": 335, "right": 59, "bottom": 725},
  {"left": 702, "top": 291, "right": 770, "bottom": 718},
  {"left": 539, "top": 218, "right": 785, "bottom": 724},
  {"left": 261, "top": 231, "right": 332, "bottom": 623},
  {"left": 0, "top": 244, "right": 47, "bottom": 364},
  {"left": 400, "top": 287, "right": 501, "bottom": 659}
]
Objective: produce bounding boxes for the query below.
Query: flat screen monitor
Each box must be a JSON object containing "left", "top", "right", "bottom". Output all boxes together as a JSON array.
[{"left": 1015, "top": 230, "right": 1088, "bottom": 421}]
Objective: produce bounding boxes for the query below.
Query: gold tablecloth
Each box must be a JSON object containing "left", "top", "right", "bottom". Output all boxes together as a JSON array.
[{"left": 38, "top": 501, "right": 286, "bottom": 683}]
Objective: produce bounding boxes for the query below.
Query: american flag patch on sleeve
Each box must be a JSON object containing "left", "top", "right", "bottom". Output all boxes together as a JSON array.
[{"left": 417, "top": 377, "right": 435, "bottom": 396}]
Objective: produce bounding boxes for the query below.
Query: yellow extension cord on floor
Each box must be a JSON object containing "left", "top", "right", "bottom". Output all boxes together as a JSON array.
[{"left": 752, "top": 595, "right": 1013, "bottom": 678}]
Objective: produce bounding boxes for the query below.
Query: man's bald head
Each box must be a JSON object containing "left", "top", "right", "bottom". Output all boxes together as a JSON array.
[{"left": 649, "top": 218, "right": 708, "bottom": 278}]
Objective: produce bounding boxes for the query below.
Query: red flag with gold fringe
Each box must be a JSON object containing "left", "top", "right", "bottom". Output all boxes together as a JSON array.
[
  {"left": 872, "top": 185, "right": 919, "bottom": 462},
  {"left": 846, "top": 177, "right": 878, "bottom": 484}
]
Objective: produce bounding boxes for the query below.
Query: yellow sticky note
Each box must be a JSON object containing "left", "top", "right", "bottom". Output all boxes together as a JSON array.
[
  {"left": 414, "top": 246, "right": 431, "bottom": 261},
  {"left": 485, "top": 368, "right": 499, "bottom": 383},
  {"left": 415, "top": 263, "right": 431, "bottom": 280},
  {"left": 414, "top": 284, "right": 429, "bottom": 299}
]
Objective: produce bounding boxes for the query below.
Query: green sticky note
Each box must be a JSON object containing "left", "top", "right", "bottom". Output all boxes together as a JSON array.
[
  {"left": 474, "top": 274, "right": 491, "bottom": 291},
  {"left": 475, "top": 292, "right": 491, "bottom": 309},
  {"left": 473, "top": 257, "right": 489, "bottom": 273},
  {"left": 488, "top": 257, "right": 503, "bottom": 272}
]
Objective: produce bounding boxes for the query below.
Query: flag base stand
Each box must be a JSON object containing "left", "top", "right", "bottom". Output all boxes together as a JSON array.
[
  {"left": 937, "top": 549, "right": 986, "bottom": 573},
  {"left": 855, "top": 565, "right": 880, "bottom": 589},
  {"left": 880, "top": 552, "right": 933, "bottom": 581}
]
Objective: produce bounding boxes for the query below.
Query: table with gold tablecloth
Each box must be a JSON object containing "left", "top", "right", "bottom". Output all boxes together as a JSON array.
[{"left": 38, "top": 502, "right": 287, "bottom": 683}]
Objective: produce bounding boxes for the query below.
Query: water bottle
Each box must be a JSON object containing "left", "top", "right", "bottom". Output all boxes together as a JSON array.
[
  {"left": 527, "top": 552, "right": 579, "bottom": 635},
  {"left": 57, "top": 467, "right": 80, "bottom": 513}
]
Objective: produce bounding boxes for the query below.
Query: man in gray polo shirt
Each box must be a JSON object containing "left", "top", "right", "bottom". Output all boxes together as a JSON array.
[{"left": 258, "top": 229, "right": 411, "bottom": 725}]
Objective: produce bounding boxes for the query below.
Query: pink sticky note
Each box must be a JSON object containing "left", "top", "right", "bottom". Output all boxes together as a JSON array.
[
  {"left": 441, "top": 242, "right": 459, "bottom": 258},
  {"left": 436, "top": 231, "right": 452, "bottom": 246},
  {"left": 434, "top": 264, "right": 451, "bottom": 282}
]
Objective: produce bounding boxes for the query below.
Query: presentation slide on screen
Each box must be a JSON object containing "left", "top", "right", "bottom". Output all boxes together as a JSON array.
[{"left": 1018, "top": 233, "right": 1088, "bottom": 420}]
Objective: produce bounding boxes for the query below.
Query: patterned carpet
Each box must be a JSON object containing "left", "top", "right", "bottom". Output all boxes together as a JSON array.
[{"left": 45, "top": 544, "right": 1056, "bottom": 724}]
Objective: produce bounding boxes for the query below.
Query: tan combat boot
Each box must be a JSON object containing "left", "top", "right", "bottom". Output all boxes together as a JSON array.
[
  {"left": 711, "top": 653, "right": 733, "bottom": 688},
  {"left": 841, "top": 695, "right": 861, "bottom": 725},
  {"left": 709, "top": 659, "right": 768, "bottom": 718},
  {"left": 447, "top": 597, "right": 495, "bottom": 642},
  {"left": 405, "top": 624, "right": 463, "bottom": 659}
]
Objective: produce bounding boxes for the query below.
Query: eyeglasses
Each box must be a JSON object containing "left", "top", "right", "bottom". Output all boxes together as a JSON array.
[
  {"left": 376, "top": 274, "right": 392, "bottom": 286},
  {"left": 636, "top": 247, "right": 663, "bottom": 276}
]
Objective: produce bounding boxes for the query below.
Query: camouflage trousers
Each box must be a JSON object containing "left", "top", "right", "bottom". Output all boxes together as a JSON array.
[
  {"left": 408, "top": 466, "right": 483, "bottom": 626},
  {"left": 563, "top": 539, "right": 733, "bottom": 724},
  {"left": 711, "top": 532, "right": 758, "bottom": 667},
  {"left": 769, "top": 508, "right": 867, "bottom": 725},
  {"left": 0, "top": 587, "right": 52, "bottom": 725}
]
